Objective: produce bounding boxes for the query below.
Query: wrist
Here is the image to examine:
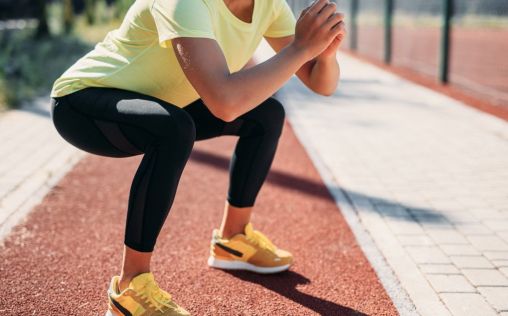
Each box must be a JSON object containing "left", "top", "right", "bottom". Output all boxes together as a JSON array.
[
  {"left": 316, "top": 53, "right": 337, "bottom": 64},
  {"left": 287, "top": 42, "right": 313, "bottom": 63}
]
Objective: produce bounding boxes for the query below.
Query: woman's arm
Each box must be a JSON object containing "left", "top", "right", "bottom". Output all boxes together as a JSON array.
[
  {"left": 265, "top": 10, "right": 346, "bottom": 96},
  {"left": 172, "top": 0, "right": 342, "bottom": 121}
]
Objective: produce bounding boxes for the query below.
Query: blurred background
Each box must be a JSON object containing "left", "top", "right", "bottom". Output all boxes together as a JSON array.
[
  {"left": 0, "top": 0, "right": 132, "bottom": 111},
  {"left": 0, "top": 0, "right": 507, "bottom": 111}
]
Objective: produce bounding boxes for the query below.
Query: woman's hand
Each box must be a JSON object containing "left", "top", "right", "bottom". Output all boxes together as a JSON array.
[
  {"left": 318, "top": 29, "right": 346, "bottom": 60},
  {"left": 291, "top": 0, "right": 345, "bottom": 60}
]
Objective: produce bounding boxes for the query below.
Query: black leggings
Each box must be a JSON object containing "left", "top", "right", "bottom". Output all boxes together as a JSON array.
[{"left": 50, "top": 87, "right": 285, "bottom": 252}]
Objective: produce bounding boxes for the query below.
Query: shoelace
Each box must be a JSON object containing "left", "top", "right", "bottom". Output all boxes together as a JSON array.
[
  {"left": 140, "top": 281, "right": 173, "bottom": 312},
  {"left": 247, "top": 229, "right": 277, "bottom": 252}
]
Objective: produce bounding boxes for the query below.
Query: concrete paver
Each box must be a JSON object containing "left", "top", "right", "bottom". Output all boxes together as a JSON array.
[
  {"left": 478, "top": 287, "right": 508, "bottom": 311},
  {"left": 405, "top": 246, "right": 451, "bottom": 264},
  {"left": 440, "top": 245, "right": 481, "bottom": 256},
  {"left": 462, "top": 269, "right": 508, "bottom": 287},
  {"left": 419, "top": 264, "right": 460, "bottom": 275},
  {"left": 440, "top": 293, "right": 498, "bottom": 316},
  {"left": 484, "top": 252, "right": 508, "bottom": 261},
  {"left": 426, "top": 274, "right": 476, "bottom": 293},
  {"left": 468, "top": 236, "right": 508, "bottom": 251},
  {"left": 397, "top": 235, "right": 434, "bottom": 246},
  {"left": 495, "top": 261, "right": 508, "bottom": 268},
  {"left": 450, "top": 256, "right": 495, "bottom": 268}
]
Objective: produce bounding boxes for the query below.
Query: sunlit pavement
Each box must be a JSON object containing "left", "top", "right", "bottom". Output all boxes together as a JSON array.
[
  {"left": 280, "top": 50, "right": 508, "bottom": 315},
  {"left": 0, "top": 97, "right": 84, "bottom": 242}
]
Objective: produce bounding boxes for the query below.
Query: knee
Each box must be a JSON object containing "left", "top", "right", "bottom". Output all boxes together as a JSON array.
[
  {"left": 175, "top": 110, "right": 196, "bottom": 148},
  {"left": 260, "top": 98, "right": 286, "bottom": 136},
  {"left": 176, "top": 109, "right": 196, "bottom": 140},
  {"left": 160, "top": 110, "right": 196, "bottom": 151}
]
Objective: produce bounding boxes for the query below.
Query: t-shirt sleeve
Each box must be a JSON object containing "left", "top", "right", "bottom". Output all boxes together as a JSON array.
[
  {"left": 150, "top": 0, "right": 216, "bottom": 48},
  {"left": 264, "top": 0, "right": 297, "bottom": 38}
]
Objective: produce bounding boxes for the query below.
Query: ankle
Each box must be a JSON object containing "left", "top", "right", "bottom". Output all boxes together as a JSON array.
[
  {"left": 220, "top": 227, "right": 245, "bottom": 239},
  {"left": 117, "top": 277, "right": 131, "bottom": 293},
  {"left": 118, "top": 271, "right": 149, "bottom": 292},
  {"left": 219, "top": 202, "right": 252, "bottom": 238}
]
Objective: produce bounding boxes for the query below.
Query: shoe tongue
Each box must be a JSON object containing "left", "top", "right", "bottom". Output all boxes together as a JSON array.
[
  {"left": 129, "top": 272, "right": 155, "bottom": 290},
  {"left": 244, "top": 223, "right": 254, "bottom": 237}
]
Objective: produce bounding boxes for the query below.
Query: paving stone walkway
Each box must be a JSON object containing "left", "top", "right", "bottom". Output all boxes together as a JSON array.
[
  {"left": 280, "top": 51, "right": 508, "bottom": 315},
  {"left": 0, "top": 96, "right": 84, "bottom": 242}
]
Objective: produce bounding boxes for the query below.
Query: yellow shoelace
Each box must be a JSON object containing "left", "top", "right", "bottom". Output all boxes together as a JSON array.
[
  {"left": 247, "top": 229, "right": 277, "bottom": 252},
  {"left": 141, "top": 282, "right": 173, "bottom": 312}
]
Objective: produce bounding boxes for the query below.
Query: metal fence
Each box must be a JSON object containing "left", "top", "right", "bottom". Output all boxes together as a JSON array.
[{"left": 286, "top": 0, "right": 508, "bottom": 107}]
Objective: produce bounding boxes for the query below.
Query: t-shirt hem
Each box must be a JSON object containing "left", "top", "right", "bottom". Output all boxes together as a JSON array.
[{"left": 52, "top": 81, "right": 198, "bottom": 109}]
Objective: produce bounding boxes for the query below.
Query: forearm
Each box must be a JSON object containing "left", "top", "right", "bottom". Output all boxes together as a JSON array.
[
  {"left": 218, "top": 44, "right": 309, "bottom": 119},
  {"left": 174, "top": 0, "right": 346, "bottom": 121},
  {"left": 307, "top": 55, "right": 340, "bottom": 96}
]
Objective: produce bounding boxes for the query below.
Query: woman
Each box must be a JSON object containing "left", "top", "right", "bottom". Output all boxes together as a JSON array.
[{"left": 50, "top": 0, "right": 345, "bottom": 314}]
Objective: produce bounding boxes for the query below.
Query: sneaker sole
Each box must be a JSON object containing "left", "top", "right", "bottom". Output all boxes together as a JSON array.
[
  {"left": 105, "top": 309, "right": 122, "bottom": 316},
  {"left": 207, "top": 256, "right": 290, "bottom": 274}
]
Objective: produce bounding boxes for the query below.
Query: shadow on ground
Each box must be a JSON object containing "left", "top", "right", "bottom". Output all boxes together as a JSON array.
[
  {"left": 225, "top": 270, "right": 367, "bottom": 316},
  {"left": 190, "top": 148, "right": 450, "bottom": 225}
]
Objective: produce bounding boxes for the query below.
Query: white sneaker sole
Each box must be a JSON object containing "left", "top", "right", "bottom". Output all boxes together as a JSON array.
[
  {"left": 207, "top": 256, "right": 290, "bottom": 274},
  {"left": 105, "top": 311, "right": 116, "bottom": 316}
]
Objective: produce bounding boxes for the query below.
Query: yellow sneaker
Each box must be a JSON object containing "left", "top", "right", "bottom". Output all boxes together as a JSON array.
[
  {"left": 105, "top": 272, "right": 190, "bottom": 316},
  {"left": 207, "top": 223, "right": 293, "bottom": 274}
]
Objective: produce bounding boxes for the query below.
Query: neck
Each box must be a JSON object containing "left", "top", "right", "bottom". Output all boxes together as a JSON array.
[{"left": 222, "top": 0, "right": 255, "bottom": 23}]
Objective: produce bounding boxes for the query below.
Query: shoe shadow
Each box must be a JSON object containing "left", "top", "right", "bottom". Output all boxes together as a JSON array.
[{"left": 224, "top": 270, "right": 367, "bottom": 316}]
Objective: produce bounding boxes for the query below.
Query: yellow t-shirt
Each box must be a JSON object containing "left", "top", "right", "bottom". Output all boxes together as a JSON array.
[{"left": 50, "top": 0, "right": 296, "bottom": 108}]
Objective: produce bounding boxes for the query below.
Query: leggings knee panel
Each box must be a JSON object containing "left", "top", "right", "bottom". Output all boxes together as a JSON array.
[{"left": 247, "top": 97, "right": 286, "bottom": 136}]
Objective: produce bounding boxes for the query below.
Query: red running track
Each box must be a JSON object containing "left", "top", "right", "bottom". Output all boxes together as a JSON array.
[{"left": 0, "top": 120, "right": 397, "bottom": 315}]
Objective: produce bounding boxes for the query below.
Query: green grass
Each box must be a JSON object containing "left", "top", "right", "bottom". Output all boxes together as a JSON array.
[
  {"left": 0, "top": 29, "right": 92, "bottom": 111},
  {"left": 0, "top": 6, "right": 121, "bottom": 112}
]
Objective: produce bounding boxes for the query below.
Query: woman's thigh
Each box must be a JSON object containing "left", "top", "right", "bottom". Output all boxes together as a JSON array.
[
  {"left": 182, "top": 97, "right": 285, "bottom": 140},
  {"left": 182, "top": 99, "right": 225, "bottom": 141},
  {"left": 51, "top": 87, "right": 195, "bottom": 157}
]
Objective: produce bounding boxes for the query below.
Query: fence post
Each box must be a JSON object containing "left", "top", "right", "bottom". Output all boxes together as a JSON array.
[
  {"left": 439, "top": 0, "right": 452, "bottom": 83},
  {"left": 384, "top": 0, "right": 393, "bottom": 64},
  {"left": 34, "top": 0, "right": 49, "bottom": 38},
  {"left": 350, "top": 0, "right": 358, "bottom": 51}
]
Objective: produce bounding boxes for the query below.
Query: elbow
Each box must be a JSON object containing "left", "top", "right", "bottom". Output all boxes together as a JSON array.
[
  {"left": 319, "top": 90, "right": 335, "bottom": 97},
  {"left": 213, "top": 108, "right": 237, "bottom": 122},
  {"left": 205, "top": 95, "right": 238, "bottom": 122},
  {"left": 315, "top": 82, "right": 339, "bottom": 97},
  {"left": 314, "top": 87, "right": 336, "bottom": 97}
]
